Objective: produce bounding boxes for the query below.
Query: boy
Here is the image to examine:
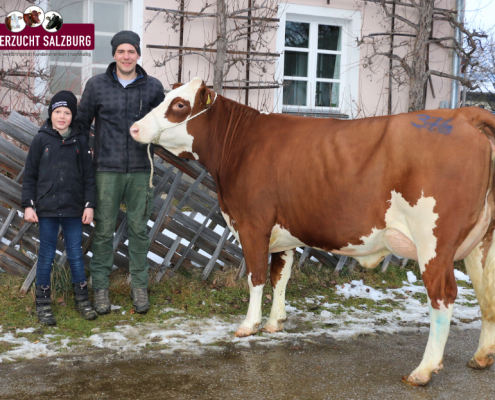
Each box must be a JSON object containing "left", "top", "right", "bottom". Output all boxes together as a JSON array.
[{"left": 22, "top": 91, "right": 97, "bottom": 325}]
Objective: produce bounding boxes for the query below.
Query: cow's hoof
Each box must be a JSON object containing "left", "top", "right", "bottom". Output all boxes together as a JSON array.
[
  {"left": 235, "top": 326, "right": 258, "bottom": 337},
  {"left": 262, "top": 323, "right": 284, "bottom": 333},
  {"left": 466, "top": 356, "right": 494, "bottom": 370},
  {"left": 401, "top": 373, "right": 431, "bottom": 386}
]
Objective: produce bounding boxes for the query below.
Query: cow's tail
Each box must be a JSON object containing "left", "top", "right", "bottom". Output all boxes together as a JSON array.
[
  {"left": 466, "top": 108, "right": 495, "bottom": 320},
  {"left": 479, "top": 233, "right": 495, "bottom": 320},
  {"left": 469, "top": 107, "right": 495, "bottom": 151}
]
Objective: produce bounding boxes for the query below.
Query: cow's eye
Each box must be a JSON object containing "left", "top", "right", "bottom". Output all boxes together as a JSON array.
[{"left": 177, "top": 103, "right": 184, "bottom": 109}]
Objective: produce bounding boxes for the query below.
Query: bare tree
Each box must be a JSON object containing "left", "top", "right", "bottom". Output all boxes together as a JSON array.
[
  {"left": 360, "top": 0, "right": 486, "bottom": 112},
  {"left": 145, "top": 0, "right": 280, "bottom": 106},
  {"left": 465, "top": 33, "right": 495, "bottom": 110}
]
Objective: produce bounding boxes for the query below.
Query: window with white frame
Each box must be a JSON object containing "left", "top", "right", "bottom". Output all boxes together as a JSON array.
[
  {"left": 49, "top": 0, "right": 131, "bottom": 95},
  {"left": 276, "top": 5, "right": 361, "bottom": 116},
  {"left": 283, "top": 19, "right": 343, "bottom": 110}
]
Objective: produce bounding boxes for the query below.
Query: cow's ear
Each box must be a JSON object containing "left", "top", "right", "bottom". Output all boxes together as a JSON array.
[
  {"left": 198, "top": 86, "right": 214, "bottom": 108},
  {"left": 172, "top": 83, "right": 183, "bottom": 90}
]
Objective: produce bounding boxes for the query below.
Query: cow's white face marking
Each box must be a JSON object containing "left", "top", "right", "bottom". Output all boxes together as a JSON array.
[
  {"left": 336, "top": 190, "right": 439, "bottom": 272},
  {"left": 132, "top": 77, "right": 203, "bottom": 158}
]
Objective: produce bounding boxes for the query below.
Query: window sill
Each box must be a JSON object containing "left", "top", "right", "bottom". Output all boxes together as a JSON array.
[{"left": 282, "top": 110, "right": 349, "bottom": 119}]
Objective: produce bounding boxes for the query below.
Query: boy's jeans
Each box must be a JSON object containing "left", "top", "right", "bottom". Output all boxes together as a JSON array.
[
  {"left": 90, "top": 172, "right": 153, "bottom": 289},
  {"left": 37, "top": 217, "right": 87, "bottom": 286}
]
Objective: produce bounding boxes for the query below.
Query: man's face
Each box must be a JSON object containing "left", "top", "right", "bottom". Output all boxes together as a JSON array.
[{"left": 114, "top": 43, "right": 140, "bottom": 76}]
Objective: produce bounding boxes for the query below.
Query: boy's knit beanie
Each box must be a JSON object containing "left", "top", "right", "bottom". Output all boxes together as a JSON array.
[
  {"left": 49, "top": 90, "right": 77, "bottom": 120},
  {"left": 111, "top": 30, "right": 141, "bottom": 56}
]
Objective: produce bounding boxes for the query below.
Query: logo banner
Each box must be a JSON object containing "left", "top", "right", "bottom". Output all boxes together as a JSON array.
[{"left": 0, "top": 23, "right": 95, "bottom": 50}]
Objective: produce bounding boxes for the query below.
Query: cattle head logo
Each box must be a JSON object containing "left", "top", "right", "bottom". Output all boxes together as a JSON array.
[
  {"left": 23, "top": 6, "right": 44, "bottom": 28},
  {"left": 130, "top": 77, "right": 216, "bottom": 160},
  {"left": 43, "top": 11, "right": 63, "bottom": 32},
  {"left": 5, "top": 11, "right": 24, "bottom": 32}
]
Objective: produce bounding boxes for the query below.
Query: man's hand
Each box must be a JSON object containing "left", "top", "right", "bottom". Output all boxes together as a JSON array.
[
  {"left": 82, "top": 208, "right": 94, "bottom": 225},
  {"left": 24, "top": 207, "right": 38, "bottom": 223}
]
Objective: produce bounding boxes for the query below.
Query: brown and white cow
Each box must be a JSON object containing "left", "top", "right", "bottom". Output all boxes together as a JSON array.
[
  {"left": 130, "top": 77, "right": 495, "bottom": 385},
  {"left": 23, "top": 10, "right": 40, "bottom": 27}
]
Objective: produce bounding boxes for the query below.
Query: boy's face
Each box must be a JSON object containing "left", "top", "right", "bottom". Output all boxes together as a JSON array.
[
  {"left": 52, "top": 106, "right": 72, "bottom": 133},
  {"left": 114, "top": 43, "right": 140, "bottom": 76}
]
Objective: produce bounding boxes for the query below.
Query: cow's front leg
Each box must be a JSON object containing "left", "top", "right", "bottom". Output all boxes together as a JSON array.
[
  {"left": 235, "top": 233, "right": 269, "bottom": 338},
  {"left": 403, "top": 259, "right": 456, "bottom": 386},
  {"left": 263, "top": 250, "right": 294, "bottom": 333}
]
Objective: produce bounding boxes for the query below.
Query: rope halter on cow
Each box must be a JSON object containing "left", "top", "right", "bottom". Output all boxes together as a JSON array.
[{"left": 146, "top": 92, "right": 218, "bottom": 188}]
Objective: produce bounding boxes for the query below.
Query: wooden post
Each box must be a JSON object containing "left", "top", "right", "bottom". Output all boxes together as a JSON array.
[
  {"left": 235, "top": 258, "right": 246, "bottom": 280},
  {"left": 381, "top": 253, "right": 394, "bottom": 273},
  {"left": 333, "top": 255, "right": 347, "bottom": 276},
  {"left": 148, "top": 170, "right": 183, "bottom": 244},
  {"left": 155, "top": 169, "right": 208, "bottom": 281},
  {"left": 298, "top": 247, "right": 311, "bottom": 268},
  {"left": 173, "top": 203, "right": 220, "bottom": 271},
  {"left": 202, "top": 228, "right": 230, "bottom": 280}
]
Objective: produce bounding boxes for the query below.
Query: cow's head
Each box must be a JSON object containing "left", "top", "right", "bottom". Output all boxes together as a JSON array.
[
  {"left": 30, "top": 10, "right": 40, "bottom": 24},
  {"left": 46, "top": 15, "right": 61, "bottom": 30},
  {"left": 130, "top": 77, "right": 215, "bottom": 160}
]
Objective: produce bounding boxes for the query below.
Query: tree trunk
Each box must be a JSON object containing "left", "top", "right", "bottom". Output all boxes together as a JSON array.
[
  {"left": 408, "top": 0, "right": 434, "bottom": 112},
  {"left": 213, "top": 0, "right": 227, "bottom": 93}
]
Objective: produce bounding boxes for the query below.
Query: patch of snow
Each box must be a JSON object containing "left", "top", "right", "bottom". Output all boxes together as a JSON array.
[
  {"left": 407, "top": 271, "right": 417, "bottom": 283},
  {"left": 454, "top": 269, "right": 471, "bottom": 283},
  {"left": 16, "top": 328, "right": 35, "bottom": 334},
  {"left": 336, "top": 280, "right": 389, "bottom": 301}
]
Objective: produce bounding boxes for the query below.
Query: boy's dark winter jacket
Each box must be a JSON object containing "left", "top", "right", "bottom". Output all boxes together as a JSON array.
[
  {"left": 21, "top": 121, "right": 96, "bottom": 217},
  {"left": 75, "top": 62, "right": 165, "bottom": 173}
]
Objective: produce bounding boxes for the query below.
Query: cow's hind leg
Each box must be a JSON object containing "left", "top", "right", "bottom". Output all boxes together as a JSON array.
[
  {"left": 402, "top": 253, "right": 457, "bottom": 386},
  {"left": 464, "top": 237, "right": 495, "bottom": 369},
  {"left": 263, "top": 250, "right": 294, "bottom": 333},
  {"left": 235, "top": 233, "right": 270, "bottom": 338}
]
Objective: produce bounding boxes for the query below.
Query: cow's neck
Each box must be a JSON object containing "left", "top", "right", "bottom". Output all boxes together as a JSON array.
[{"left": 193, "top": 95, "right": 261, "bottom": 191}]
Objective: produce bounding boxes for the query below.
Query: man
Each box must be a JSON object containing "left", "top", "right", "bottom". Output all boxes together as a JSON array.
[{"left": 76, "top": 31, "right": 165, "bottom": 314}]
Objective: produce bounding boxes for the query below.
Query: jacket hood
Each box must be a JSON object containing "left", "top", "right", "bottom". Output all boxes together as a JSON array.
[{"left": 105, "top": 62, "right": 147, "bottom": 86}]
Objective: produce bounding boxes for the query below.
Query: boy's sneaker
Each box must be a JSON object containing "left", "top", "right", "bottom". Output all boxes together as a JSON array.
[
  {"left": 73, "top": 282, "right": 97, "bottom": 320},
  {"left": 35, "top": 285, "right": 56, "bottom": 326},
  {"left": 131, "top": 288, "right": 150, "bottom": 314},
  {"left": 93, "top": 288, "right": 111, "bottom": 315}
]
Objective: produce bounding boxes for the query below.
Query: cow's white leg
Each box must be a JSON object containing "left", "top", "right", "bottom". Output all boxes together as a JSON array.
[
  {"left": 465, "top": 241, "right": 495, "bottom": 369},
  {"left": 403, "top": 299, "right": 454, "bottom": 385},
  {"left": 263, "top": 250, "right": 294, "bottom": 333},
  {"left": 235, "top": 273, "right": 264, "bottom": 337},
  {"left": 403, "top": 248, "right": 457, "bottom": 386}
]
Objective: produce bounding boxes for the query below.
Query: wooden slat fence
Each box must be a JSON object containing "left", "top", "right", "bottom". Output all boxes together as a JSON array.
[{"left": 0, "top": 111, "right": 407, "bottom": 292}]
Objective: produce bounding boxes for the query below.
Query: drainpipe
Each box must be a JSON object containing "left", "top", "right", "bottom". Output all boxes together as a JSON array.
[{"left": 450, "top": 0, "right": 464, "bottom": 108}]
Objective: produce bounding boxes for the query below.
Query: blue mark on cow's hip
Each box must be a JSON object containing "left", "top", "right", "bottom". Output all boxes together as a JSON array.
[{"left": 411, "top": 114, "right": 453, "bottom": 135}]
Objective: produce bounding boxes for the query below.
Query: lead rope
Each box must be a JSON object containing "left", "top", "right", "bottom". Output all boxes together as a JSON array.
[
  {"left": 145, "top": 92, "right": 218, "bottom": 189},
  {"left": 147, "top": 144, "right": 154, "bottom": 188}
]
